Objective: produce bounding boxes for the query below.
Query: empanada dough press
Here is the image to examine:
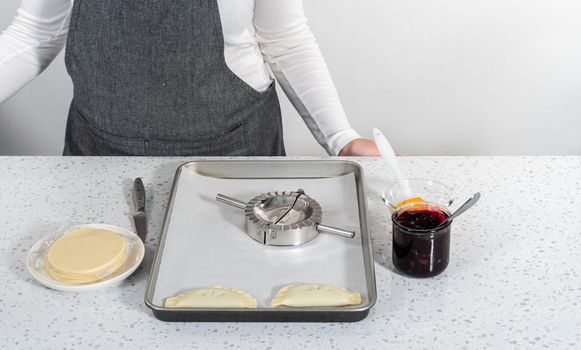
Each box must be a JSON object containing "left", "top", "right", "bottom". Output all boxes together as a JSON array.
[{"left": 216, "top": 189, "right": 355, "bottom": 246}]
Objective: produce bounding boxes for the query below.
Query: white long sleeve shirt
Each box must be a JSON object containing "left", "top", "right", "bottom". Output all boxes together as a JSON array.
[{"left": 0, "top": 0, "right": 360, "bottom": 155}]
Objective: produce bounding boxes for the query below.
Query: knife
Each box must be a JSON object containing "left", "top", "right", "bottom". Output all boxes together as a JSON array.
[{"left": 132, "top": 177, "right": 147, "bottom": 242}]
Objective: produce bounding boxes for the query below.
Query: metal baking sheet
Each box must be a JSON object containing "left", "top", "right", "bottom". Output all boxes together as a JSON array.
[{"left": 145, "top": 160, "right": 376, "bottom": 322}]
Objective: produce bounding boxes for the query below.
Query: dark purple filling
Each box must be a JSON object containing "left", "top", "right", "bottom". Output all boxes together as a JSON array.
[{"left": 395, "top": 209, "right": 448, "bottom": 230}]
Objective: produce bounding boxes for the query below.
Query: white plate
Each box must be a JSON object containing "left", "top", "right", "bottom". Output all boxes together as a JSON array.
[{"left": 26, "top": 224, "right": 145, "bottom": 292}]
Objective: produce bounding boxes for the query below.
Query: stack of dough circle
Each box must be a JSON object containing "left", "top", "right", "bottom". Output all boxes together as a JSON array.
[{"left": 44, "top": 228, "right": 128, "bottom": 284}]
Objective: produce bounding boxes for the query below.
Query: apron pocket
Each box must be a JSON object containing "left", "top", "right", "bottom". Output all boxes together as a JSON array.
[
  {"left": 145, "top": 122, "right": 248, "bottom": 156},
  {"left": 64, "top": 104, "right": 147, "bottom": 156}
]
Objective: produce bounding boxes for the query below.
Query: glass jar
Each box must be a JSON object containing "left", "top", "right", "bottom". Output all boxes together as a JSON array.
[{"left": 391, "top": 202, "right": 452, "bottom": 278}]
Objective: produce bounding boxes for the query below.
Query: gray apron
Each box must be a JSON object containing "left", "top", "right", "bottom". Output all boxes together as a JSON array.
[{"left": 63, "top": 0, "right": 285, "bottom": 156}]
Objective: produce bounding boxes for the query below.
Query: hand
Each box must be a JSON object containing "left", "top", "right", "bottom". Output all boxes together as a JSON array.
[{"left": 338, "top": 138, "right": 381, "bottom": 156}]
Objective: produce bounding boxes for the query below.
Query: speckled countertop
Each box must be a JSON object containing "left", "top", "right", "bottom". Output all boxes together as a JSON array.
[{"left": 0, "top": 156, "right": 580, "bottom": 349}]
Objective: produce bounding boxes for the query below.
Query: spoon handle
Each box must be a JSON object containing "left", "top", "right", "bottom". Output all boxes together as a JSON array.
[
  {"left": 450, "top": 192, "right": 481, "bottom": 220},
  {"left": 435, "top": 192, "right": 481, "bottom": 229}
]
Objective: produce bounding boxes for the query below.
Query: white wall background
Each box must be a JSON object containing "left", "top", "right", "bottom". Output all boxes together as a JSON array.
[{"left": 1, "top": 0, "right": 580, "bottom": 156}]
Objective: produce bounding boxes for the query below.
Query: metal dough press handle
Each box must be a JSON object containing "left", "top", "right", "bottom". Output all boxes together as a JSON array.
[
  {"left": 216, "top": 194, "right": 246, "bottom": 210},
  {"left": 216, "top": 193, "right": 356, "bottom": 241},
  {"left": 316, "top": 224, "right": 355, "bottom": 238}
]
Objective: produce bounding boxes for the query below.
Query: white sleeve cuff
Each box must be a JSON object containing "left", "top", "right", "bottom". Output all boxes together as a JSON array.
[{"left": 327, "top": 128, "right": 361, "bottom": 156}]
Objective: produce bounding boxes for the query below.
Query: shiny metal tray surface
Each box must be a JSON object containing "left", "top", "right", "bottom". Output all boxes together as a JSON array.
[{"left": 145, "top": 160, "right": 377, "bottom": 322}]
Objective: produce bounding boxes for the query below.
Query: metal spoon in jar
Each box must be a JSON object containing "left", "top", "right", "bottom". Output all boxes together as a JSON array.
[{"left": 435, "top": 192, "right": 481, "bottom": 228}]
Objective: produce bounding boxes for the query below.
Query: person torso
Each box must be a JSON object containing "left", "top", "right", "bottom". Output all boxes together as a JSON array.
[{"left": 63, "top": 0, "right": 284, "bottom": 156}]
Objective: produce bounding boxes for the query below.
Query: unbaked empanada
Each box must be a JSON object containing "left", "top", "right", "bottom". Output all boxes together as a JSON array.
[
  {"left": 271, "top": 283, "right": 362, "bottom": 307},
  {"left": 164, "top": 286, "right": 257, "bottom": 308}
]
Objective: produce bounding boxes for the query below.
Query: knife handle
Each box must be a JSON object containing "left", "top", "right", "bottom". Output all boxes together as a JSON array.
[{"left": 133, "top": 177, "right": 146, "bottom": 212}]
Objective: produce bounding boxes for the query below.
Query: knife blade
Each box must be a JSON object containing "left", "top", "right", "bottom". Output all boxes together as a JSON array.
[{"left": 132, "top": 177, "right": 147, "bottom": 242}]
